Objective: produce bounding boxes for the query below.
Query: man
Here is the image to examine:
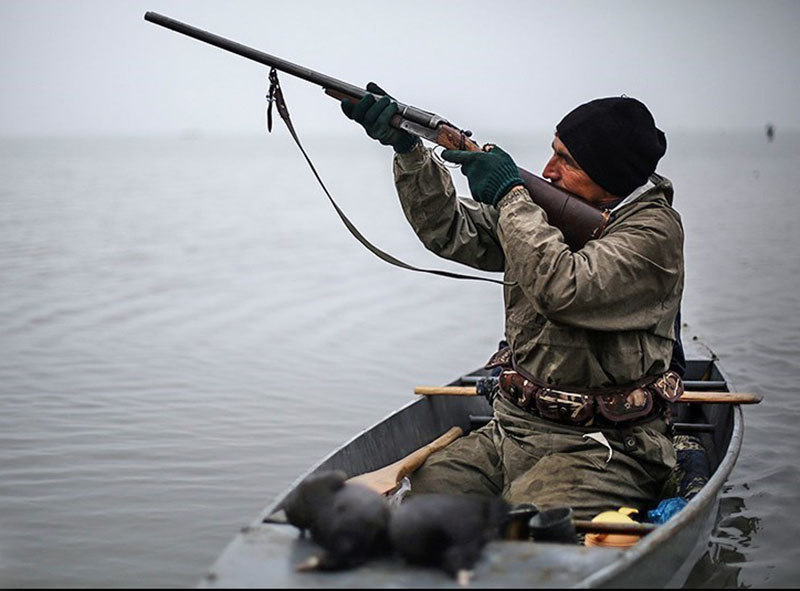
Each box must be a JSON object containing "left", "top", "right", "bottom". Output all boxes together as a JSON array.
[{"left": 342, "top": 84, "right": 684, "bottom": 521}]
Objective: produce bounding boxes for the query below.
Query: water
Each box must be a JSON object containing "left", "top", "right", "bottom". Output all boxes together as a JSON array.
[{"left": 1, "top": 130, "right": 798, "bottom": 587}]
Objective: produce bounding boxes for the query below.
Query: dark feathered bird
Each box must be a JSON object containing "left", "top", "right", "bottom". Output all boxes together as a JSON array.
[
  {"left": 283, "top": 470, "right": 348, "bottom": 534},
  {"left": 389, "top": 494, "right": 510, "bottom": 584},
  {"left": 283, "top": 470, "right": 391, "bottom": 571},
  {"left": 308, "top": 480, "right": 392, "bottom": 570}
]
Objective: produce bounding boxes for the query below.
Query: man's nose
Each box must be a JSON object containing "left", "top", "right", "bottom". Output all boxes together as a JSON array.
[{"left": 543, "top": 157, "right": 559, "bottom": 181}]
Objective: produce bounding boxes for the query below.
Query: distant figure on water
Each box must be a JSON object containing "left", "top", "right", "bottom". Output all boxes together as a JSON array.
[{"left": 766, "top": 123, "right": 775, "bottom": 142}]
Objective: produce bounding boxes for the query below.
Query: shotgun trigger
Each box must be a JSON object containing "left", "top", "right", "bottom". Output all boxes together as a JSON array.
[{"left": 432, "top": 146, "right": 459, "bottom": 170}]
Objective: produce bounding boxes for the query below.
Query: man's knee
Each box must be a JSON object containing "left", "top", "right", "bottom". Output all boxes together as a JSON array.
[{"left": 408, "top": 430, "right": 502, "bottom": 497}]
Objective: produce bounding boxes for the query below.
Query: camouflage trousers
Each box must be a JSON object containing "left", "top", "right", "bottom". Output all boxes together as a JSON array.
[{"left": 409, "top": 396, "right": 676, "bottom": 521}]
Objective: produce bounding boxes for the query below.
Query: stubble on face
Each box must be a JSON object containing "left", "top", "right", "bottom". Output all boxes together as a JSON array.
[{"left": 542, "top": 136, "right": 619, "bottom": 206}]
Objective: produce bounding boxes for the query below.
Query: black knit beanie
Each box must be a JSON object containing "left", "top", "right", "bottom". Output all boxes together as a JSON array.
[{"left": 555, "top": 97, "right": 667, "bottom": 197}]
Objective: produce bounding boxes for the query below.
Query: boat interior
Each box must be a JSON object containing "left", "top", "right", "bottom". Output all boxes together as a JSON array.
[{"left": 200, "top": 341, "right": 740, "bottom": 588}]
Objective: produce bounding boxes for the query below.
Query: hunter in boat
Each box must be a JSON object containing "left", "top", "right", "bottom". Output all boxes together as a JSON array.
[
  {"left": 140, "top": 15, "right": 758, "bottom": 585},
  {"left": 342, "top": 88, "right": 684, "bottom": 522}
]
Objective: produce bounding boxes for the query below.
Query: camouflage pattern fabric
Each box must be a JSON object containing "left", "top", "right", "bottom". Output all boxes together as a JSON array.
[
  {"left": 410, "top": 397, "right": 676, "bottom": 522},
  {"left": 671, "top": 434, "right": 711, "bottom": 500},
  {"left": 393, "top": 144, "right": 684, "bottom": 389}
]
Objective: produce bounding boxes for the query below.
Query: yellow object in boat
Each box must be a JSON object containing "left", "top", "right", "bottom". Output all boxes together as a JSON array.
[{"left": 584, "top": 507, "right": 642, "bottom": 548}]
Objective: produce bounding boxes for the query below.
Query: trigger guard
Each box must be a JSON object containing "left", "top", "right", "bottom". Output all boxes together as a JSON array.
[{"left": 433, "top": 145, "right": 461, "bottom": 169}]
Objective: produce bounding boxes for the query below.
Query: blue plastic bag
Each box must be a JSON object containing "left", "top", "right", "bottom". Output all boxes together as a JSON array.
[{"left": 647, "top": 497, "right": 688, "bottom": 524}]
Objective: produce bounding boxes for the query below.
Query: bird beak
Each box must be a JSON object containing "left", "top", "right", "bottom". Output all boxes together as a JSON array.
[
  {"left": 457, "top": 569, "right": 474, "bottom": 586},
  {"left": 294, "top": 555, "right": 321, "bottom": 572}
]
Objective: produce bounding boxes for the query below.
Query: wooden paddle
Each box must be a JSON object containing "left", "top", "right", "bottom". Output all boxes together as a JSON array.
[
  {"left": 347, "top": 426, "right": 464, "bottom": 495},
  {"left": 413, "top": 386, "right": 762, "bottom": 404}
]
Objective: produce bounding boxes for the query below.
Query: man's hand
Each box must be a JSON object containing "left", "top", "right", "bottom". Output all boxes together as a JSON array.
[
  {"left": 441, "top": 145, "right": 524, "bottom": 206},
  {"left": 341, "top": 82, "right": 419, "bottom": 154}
]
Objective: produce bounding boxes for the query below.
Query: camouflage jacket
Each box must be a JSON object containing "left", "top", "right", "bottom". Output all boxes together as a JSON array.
[{"left": 393, "top": 143, "right": 684, "bottom": 389}]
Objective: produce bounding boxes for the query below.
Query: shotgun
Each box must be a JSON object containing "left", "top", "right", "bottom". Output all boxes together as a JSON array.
[{"left": 144, "top": 11, "right": 609, "bottom": 250}]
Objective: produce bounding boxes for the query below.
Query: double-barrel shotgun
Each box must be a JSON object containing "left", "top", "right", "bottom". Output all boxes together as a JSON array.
[{"left": 144, "top": 12, "right": 608, "bottom": 250}]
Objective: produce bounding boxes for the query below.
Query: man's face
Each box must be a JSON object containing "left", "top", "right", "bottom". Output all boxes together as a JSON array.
[{"left": 542, "top": 136, "right": 618, "bottom": 206}]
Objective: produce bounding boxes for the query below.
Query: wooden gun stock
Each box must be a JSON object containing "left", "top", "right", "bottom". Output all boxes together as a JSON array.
[{"left": 433, "top": 126, "right": 609, "bottom": 250}]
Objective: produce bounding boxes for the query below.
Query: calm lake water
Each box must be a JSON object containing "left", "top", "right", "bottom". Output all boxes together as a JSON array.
[{"left": 1, "top": 130, "right": 798, "bottom": 587}]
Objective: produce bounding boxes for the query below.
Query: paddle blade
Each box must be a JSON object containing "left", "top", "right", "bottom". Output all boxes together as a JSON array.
[{"left": 347, "top": 426, "right": 463, "bottom": 495}]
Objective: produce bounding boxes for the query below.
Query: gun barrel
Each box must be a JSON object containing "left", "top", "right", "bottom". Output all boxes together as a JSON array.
[{"left": 144, "top": 12, "right": 445, "bottom": 129}]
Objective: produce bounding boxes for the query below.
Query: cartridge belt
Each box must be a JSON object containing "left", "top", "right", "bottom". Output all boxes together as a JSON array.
[{"left": 486, "top": 347, "right": 683, "bottom": 428}]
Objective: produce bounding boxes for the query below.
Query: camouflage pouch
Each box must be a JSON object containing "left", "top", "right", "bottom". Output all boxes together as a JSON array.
[
  {"left": 595, "top": 371, "right": 683, "bottom": 423},
  {"left": 498, "top": 369, "right": 596, "bottom": 425},
  {"left": 485, "top": 346, "right": 513, "bottom": 370},
  {"left": 650, "top": 370, "right": 684, "bottom": 402},
  {"left": 534, "top": 389, "right": 596, "bottom": 424},
  {"left": 596, "top": 387, "right": 654, "bottom": 423},
  {"left": 498, "top": 370, "right": 538, "bottom": 408}
]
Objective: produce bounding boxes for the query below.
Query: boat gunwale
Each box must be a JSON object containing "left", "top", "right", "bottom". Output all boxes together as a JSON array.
[{"left": 257, "top": 394, "right": 425, "bottom": 522}]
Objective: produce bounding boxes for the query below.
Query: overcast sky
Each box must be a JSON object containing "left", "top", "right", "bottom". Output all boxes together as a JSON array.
[{"left": 1, "top": 0, "right": 798, "bottom": 137}]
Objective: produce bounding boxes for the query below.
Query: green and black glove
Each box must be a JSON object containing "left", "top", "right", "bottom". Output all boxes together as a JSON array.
[
  {"left": 341, "top": 82, "right": 419, "bottom": 153},
  {"left": 441, "top": 145, "right": 524, "bottom": 206}
]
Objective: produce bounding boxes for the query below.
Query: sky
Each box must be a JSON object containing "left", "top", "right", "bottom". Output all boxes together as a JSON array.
[{"left": 0, "top": 0, "right": 798, "bottom": 137}]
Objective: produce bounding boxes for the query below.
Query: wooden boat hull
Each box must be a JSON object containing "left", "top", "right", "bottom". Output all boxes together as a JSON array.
[{"left": 199, "top": 340, "right": 740, "bottom": 588}]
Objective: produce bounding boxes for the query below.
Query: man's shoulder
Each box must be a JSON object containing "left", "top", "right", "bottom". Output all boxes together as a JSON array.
[{"left": 609, "top": 177, "right": 681, "bottom": 227}]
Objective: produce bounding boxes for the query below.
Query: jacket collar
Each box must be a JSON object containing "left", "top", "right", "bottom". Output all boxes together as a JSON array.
[{"left": 607, "top": 173, "right": 674, "bottom": 219}]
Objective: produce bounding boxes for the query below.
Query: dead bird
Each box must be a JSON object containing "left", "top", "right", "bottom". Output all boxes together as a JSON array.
[
  {"left": 284, "top": 470, "right": 391, "bottom": 571},
  {"left": 389, "top": 494, "right": 510, "bottom": 585},
  {"left": 283, "top": 470, "right": 348, "bottom": 534}
]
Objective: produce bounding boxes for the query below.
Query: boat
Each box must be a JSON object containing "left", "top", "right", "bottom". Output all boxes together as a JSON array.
[{"left": 198, "top": 338, "right": 743, "bottom": 588}]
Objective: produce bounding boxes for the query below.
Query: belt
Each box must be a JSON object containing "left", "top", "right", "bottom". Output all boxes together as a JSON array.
[{"left": 495, "top": 370, "right": 668, "bottom": 429}]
